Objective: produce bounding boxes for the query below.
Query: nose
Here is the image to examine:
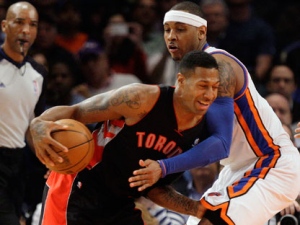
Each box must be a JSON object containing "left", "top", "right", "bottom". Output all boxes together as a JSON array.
[
  {"left": 54, "top": 75, "right": 63, "bottom": 84},
  {"left": 22, "top": 23, "right": 30, "bottom": 35},
  {"left": 166, "top": 29, "right": 176, "bottom": 41},
  {"left": 204, "top": 87, "right": 216, "bottom": 101}
]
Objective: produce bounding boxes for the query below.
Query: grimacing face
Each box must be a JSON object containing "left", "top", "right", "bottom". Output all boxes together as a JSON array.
[{"left": 178, "top": 67, "right": 219, "bottom": 116}]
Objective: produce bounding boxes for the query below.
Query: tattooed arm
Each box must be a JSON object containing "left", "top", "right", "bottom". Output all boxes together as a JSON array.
[
  {"left": 30, "top": 83, "right": 159, "bottom": 166},
  {"left": 147, "top": 186, "right": 206, "bottom": 219}
]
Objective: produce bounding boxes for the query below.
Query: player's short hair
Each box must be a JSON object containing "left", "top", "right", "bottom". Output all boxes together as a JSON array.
[
  {"left": 171, "top": 1, "right": 204, "bottom": 17},
  {"left": 179, "top": 50, "right": 219, "bottom": 75}
]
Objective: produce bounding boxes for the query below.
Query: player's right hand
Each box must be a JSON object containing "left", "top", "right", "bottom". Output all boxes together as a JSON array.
[
  {"left": 30, "top": 118, "right": 68, "bottom": 166},
  {"left": 128, "top": 159, "right": 162, "bottom": 191}
]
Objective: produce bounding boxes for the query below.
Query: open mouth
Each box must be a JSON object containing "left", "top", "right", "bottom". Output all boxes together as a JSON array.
[
  {"left": 18, "top": 39, "right": 29, "bottom": 45},
  {"left": 168, "top": 43, "right": 178, "bottom": 52}
]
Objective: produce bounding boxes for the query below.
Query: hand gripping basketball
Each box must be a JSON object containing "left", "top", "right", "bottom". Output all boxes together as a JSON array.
[{"left": 48, "top": 119, "right": 94, "bottom": 174}]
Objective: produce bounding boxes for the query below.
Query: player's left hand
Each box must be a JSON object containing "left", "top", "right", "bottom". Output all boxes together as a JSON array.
[{"left": 128, "top": 159, "right": 162, "bottom": 191}]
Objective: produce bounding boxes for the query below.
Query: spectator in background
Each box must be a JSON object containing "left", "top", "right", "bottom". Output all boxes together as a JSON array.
[
  {"left": 103, "top": 13, "right": 151, "bottom": 84},
  {"left": 0, "top": 2, "right": 47, "bottom": 224},
  {"left": 264, "top": 93, "right": 292, "bottom": 127},
  {"left": 29, "top": 12, "right": 78, "bottom": 70},
  {"left": 54, "top": 0, "right": 89, "bottom": 56},
  {"left": 73, "top": 41, "right": 141, "bottom": 99},
  {"left": 200, "top": 0, "right": 229, "bottom": 47},
  {"left": 266, "top": 64, "right": 300, "bottom": 124},
  {"left": 130, "top": 0, "right": 166, "bottom": 73},
  {"left": 45, "top": 58, "right": 85, "bottom": 109},
  {"left": 79, "top": 1, "right": 114, "bottom": 44},
  {"left": 218, "top": 0, "right": 276, "bottom": 95}
]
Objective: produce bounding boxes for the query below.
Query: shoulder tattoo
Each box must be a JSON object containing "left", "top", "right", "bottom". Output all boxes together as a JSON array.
[
  {"left": 217, "top": 59, "right": 236, "bottom": 97},
  {"left": 110, "top": 89, "right": 141, "bottom": 109}
]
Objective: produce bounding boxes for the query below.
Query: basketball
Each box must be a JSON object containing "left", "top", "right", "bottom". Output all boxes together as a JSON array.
[{"left": 48, "top": 119, "right": 95, "bottom": 174}]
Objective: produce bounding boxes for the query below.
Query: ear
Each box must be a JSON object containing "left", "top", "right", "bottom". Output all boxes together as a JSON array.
[
  {"left": 1, "top": 20, "right": 7, "bottom": 33},
  {"left": 177, "top": 73, "right": 185, "bottom": 86},
  {"left": 198, "top": 26, "right": 207, "bottom": 40}
]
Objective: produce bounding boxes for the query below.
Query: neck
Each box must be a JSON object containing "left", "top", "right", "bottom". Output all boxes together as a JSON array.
[
  {"left": 2, "top": 44, "right": 25, "bottom": 63},
  {"left": 173, "top": 97, "right": 203, "bottom": 132},
  {"left": 200, "top": 42, "right": 209, "bottom": 51}
]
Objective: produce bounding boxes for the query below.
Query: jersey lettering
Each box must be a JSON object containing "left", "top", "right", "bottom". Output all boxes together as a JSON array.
[{"left": 136, "top": 131, "right": 183, "bottom": 157}]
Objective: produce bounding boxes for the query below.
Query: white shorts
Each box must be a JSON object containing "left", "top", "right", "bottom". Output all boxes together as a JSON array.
[{"left": 187, "top": 151, "right": 300, "bottom": 225}]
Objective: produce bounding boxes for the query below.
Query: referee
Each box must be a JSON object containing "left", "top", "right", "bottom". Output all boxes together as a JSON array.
[{"left": 0, "top": 2, "right": 47, "bottom": 224}]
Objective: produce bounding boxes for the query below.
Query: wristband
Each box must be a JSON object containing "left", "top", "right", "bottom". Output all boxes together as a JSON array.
[{"left": 157, "top": 160, "right": 167, "bottom": 178}]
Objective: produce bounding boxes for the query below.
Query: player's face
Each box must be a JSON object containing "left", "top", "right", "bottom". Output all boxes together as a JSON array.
[
  {"left": 2, "top": 5, "right": 38, "bottom": 55},
  {"left": 179, "top": 67, "right": 219, "bottom": 115},
  {"left": 164, "top": 21, "right": 202, "bottom": 61}
]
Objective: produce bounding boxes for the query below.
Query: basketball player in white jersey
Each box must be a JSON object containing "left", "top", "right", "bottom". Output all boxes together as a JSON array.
[{"left": 128, "top": 1, "right": 300, "bottom": 224}]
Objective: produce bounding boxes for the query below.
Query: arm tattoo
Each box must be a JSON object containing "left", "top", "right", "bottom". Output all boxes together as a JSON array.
[
  {"left": 78, "top": 89, "right": 141, "bottom": 114},
  {"left": 31, "top": 123, "right": 47, "bottom": 141},
  {"left": 110, "top": 89, "right": 141, "bottom": 109},
  {"left": 153, "top": 186, "right": 198, "bottom": 215},
  {"left": 217, "top": 59, "right": 236, "bottom": 97}
]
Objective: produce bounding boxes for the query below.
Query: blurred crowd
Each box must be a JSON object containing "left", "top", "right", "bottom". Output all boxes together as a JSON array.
[
  {"left": 1, "top": 0, "right": 299, "bottom": 224},
  {"left": 1, "top": 0, "right": 299, "bottom": 124}
]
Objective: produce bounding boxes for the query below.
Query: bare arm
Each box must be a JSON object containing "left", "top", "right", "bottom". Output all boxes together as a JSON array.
[
  {"left": 30, "top": 83, "right": 159, "bottom": 166},
  {"left": 147, "top": 185, "right": 206, "bottom": 219}
]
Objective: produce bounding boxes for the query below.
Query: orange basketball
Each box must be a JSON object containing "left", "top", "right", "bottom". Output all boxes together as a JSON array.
[{"left": 48, "top": 119, "right": 95, "bottom": 174}]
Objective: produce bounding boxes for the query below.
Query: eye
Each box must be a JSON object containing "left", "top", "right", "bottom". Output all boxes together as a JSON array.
[
  {"left": 30, "top": 22, "right": 38, "bottom": 27},
  {"left": 198, "top": 84, "right": 207, "bottom": 88},
  {"left": 15, "top": 19, "right": 24, "bottom": 25}
]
